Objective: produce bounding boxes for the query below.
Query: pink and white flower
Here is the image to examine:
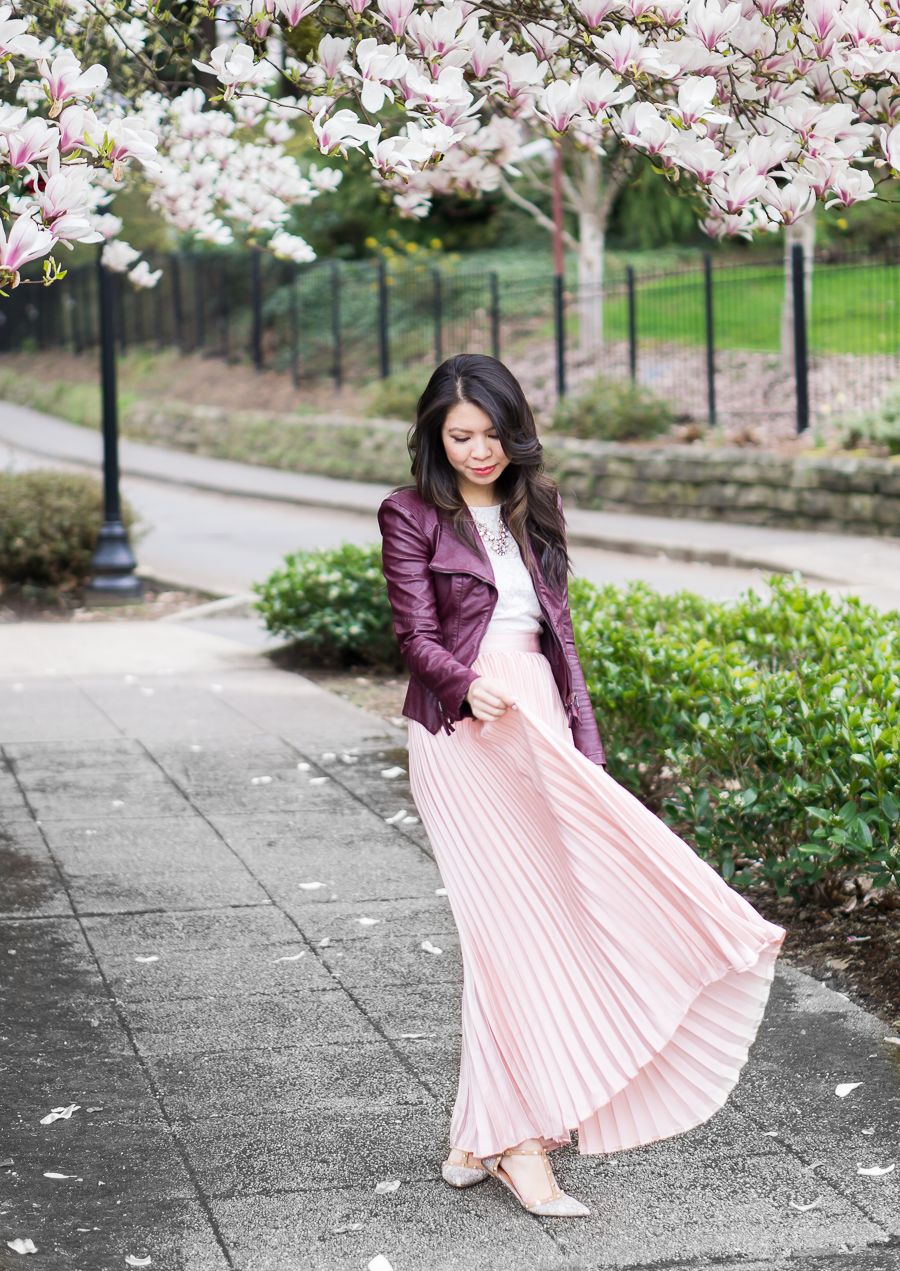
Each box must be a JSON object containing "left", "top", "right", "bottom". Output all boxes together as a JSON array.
[
  {"left": 38, "top": 50, "right": 107, "bottom": 117},
  {"left": 129, "top": 259, "right": 163, "bottom": 288},
  {"left": 192, "top": 42, "right": 273, "bottom": 102},
  {"left": 312, "top": 106, "right": 379, "bottom": 155}
]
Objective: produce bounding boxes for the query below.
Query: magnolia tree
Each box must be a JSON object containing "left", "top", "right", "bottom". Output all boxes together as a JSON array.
[{"left": 0, "top": 0, "right": 898, "bottom": 300}]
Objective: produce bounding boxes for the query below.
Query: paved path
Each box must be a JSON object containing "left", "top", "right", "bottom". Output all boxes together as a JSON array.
[
  {"left": 3, "top": 402, "right": 900, "bottom": 610},
  {"left": 1, "top": 621, "right": 899, "bottom": 1270}
]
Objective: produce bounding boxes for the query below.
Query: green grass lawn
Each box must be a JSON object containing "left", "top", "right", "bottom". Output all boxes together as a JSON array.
[
  {"left": 587, "top": 261, "right": 900, "bottom": 356},
  {"left": 594, "top": 260, "right": 894, "bottom": 355},
  {"left": 401, "top": 248, "right": 899, "bottom": 357}
]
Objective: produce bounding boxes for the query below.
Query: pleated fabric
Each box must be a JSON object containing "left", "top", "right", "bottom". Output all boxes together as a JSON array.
[{"left": 406, "top": 629, "right": 786, "bottom": 1159}]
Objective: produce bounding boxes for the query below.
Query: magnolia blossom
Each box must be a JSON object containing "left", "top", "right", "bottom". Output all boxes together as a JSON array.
[
  {"left": 269, "top": 229, "right": 316, "bottom": 261},
  {"left": 3, "top": 0, "right": 900, "bottom": 291},
  {"left": 5, "top": 116, "right": 57, "bottom": 168},
  {"left": 129, "top": 259, "right": 162, "bottom": 287},
  {"left": 192, "top": 42, "right": 275, "bottom": 101},
  {"left": 313, "top": 106, "right": 379, "bottom": 154},
  {"left": 344, "top": 38, "right": 409, "bottom": 112},
  {"left": 536, "top": 81, "right": 584, "bottom": 132},
  {"left": 377, "top": 0, "right": 416, "bottom": 38},
  {"left": 56, "top": 103, "right": 100, "bottom": 153},
  {"left": 0, "top": 4, "right": 41, "bottom": 65},
  {"left": 97, "top": 117, "right": 160, "bottom": 179},
  {"left": 674, "top": 76, "right": 730, "bottom": 129},
  {"left": 878, "top": 123, "right": 900, "bottom": 171},
  {"left": 101, "top": 238, "right": 140, "bottom": 271},
  {"left": 38, "top": 49, "right": 107, "bottom": 117},
  {"left": 274, "top": 0, "right": 323, "bottom": 23},
  {"left": 315, "top": 34, "right": 352, "bottom": 79},
  {"left": 577, "top": 65, "right": 635, "bottom": 116},
  {"left": 0, "top": 211, "right": 55, "bottom": 285}
]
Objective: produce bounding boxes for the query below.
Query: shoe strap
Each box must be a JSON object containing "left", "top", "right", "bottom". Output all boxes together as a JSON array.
[{"left": 499, "top": 1146, "right": 564, "bottom": 1200}]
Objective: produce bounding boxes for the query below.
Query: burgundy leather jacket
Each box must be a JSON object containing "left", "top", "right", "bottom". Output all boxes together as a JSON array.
[{"left": 377, "top": 484, "right": 606, "bottom": 766}]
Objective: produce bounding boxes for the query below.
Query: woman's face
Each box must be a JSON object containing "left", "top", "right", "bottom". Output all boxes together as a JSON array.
[{"left": 441, "top": 401, "right": 510, "bottom": 502}]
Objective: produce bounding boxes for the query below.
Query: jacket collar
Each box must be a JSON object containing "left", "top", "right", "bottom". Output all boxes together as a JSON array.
[
  {"left": 431, "top": 504, "right": 559, "bottom": 612},
  {"left": 432, "top": 507, "right": 495, "bottom": 588}
]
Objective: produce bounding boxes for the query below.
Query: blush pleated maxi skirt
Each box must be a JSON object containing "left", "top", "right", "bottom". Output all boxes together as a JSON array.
[{"left": 406, "top": 628, "right": 786, "bottom": 1160}]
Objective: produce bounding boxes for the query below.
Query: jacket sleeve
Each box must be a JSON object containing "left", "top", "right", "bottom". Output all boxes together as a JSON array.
[
  {"left": 377, "top": 496, "right": 480, "bottom": 728},
  {"left": 557, "top": 492, "right": 606, "bottom": 767}
]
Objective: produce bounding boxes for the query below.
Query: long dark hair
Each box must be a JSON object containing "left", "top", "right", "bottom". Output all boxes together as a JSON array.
[{"left": 402, "top": 353, "right": 571, "bottom": 594}]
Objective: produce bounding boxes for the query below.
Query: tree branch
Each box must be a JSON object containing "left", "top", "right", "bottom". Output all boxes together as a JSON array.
[{"left": 496, "top": 170, "right": 578, "bottom": 250}]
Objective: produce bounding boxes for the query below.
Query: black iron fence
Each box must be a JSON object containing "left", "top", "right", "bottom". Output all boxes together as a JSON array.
[{"left": 2, "top": 244, "right": 898, "bottom": 435}]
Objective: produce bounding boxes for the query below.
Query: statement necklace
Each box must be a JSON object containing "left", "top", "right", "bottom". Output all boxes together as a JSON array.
[{"left": 470, "top": 503, "right": 513, "bottom": 556}]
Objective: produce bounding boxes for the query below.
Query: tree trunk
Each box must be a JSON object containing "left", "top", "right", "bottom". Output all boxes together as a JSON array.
[
  {"left": 577, "top": 207, "right": 605, "bottom": 352},
  {"left": 570, "top": 149, "right": 624, "bottom": 358}
]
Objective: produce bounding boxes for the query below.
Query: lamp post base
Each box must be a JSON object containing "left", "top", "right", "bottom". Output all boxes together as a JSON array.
[{"left": 85, "top": 521, "right": 144, "bottom": 606}]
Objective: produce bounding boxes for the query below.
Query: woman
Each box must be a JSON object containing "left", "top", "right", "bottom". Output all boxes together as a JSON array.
[{"left": 377, "top": 353, "right": 786, "bottom": 1218}]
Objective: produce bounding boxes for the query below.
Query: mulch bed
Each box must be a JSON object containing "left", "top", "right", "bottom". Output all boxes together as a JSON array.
[
  {"left": 299, "top": 662, "right": 899, "bottom": 1032},
  {"left": 0, "top": 581, "right": 213, "bottom": 623}
]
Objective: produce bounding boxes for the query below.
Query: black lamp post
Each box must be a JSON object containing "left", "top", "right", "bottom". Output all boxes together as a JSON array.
[{"left": 84, "top": 249, "right": 143, "bottom": 604}]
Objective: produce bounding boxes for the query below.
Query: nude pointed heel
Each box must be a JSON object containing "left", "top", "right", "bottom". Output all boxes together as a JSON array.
[
  {"left": 441, "top": 1149, "right": 489, "bottom": 1188},
  {"left": 481, "top": 1145, "right": 590, "bottom": 1217}
]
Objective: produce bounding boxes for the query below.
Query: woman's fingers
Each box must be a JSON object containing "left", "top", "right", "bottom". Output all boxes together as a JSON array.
[
  {"left": 466, "top": 676, "right": 518, "bottom": 721},
  {"left": 477, "top": 678, "right": 515, "bottom": 706}
]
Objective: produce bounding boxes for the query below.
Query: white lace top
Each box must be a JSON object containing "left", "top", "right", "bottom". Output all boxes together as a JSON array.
[{"left": 467, "top": 501, "right": 543, "bottom": 635}]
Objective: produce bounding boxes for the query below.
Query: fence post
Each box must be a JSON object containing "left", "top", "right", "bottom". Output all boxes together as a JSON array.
[
  {"left": 115, "top": 272, "right": 126, "bottom": 354},
  {"left": 791, "top": 242, "right": 810, "bottom": 433},
  {"left": 193, "top": 254, "right": 205, "bottom": 352},
  {"left": 377, "top": 258, "right": 390, "bottom": 378},
  {"left": 331, "top": 261, "right": 343, "bottom": 390},
  {"left": 153, "top": 265, "right": 165, "bottom": 349},
  {"left": 290, "top": 262, "right": 300, "bottom": 389},
  {"left": 36, "top": 285, "right": 46, "bottom": 350},
  {"left": 169, "top": 253, "right": 184, "bottom": 351},
  {"left": 626, "top": 265, "right": 637, "bottom": 383},
  {"left": 218, "top": 261, "right": 230, "bottom": 361},
  {"left": 489, "top": 271, "right": 500, "bottom": 359},
  {"left": 250, "top": 248, "right": 263, "bottom": 370},
  {"left": 71, "top": 267, "right": 83, "bottom": 354},
  {"left": 703, "top": 252, "right": 717, "bottom": 427},
  {"left": 432, "top": 267, "right": 443, "bottom": 365},
  {"left": 553, "top": 274, "right": 566, "bottom": 399}
]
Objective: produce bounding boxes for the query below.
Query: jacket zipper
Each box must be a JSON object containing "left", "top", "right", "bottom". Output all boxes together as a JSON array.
[
  {"left": 428, "top": 565, "right": 578, "bottom": 727},
  {"left": 538, "top": 604, "right": 577, "bottom": 721}
]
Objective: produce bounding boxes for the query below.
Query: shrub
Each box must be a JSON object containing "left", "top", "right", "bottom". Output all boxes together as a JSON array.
[
  {"left": 551, "top": 374, "right": 677, "bottom": 441},
  {"left": 252, "top": 542, "right": 402, "bottom": 669},
  {"left": 0, "top": 470, "right": 139, "bottom": 589},
  {"left": 836, "top": 384, "right": 900, "bottom": 456},
  {"left": 571, "top": 574, "right": 899, "bottom": 902},
  {"left": 253, "top": 546, "right": 899, "bottom": 902},
  {"left": 364, "top": 370, "right": 425, "bottom": 422}
]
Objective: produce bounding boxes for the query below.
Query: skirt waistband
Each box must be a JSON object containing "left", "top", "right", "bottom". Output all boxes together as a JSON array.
[{"left": 477, "top": 629, "right": 542, "bottom": 655}]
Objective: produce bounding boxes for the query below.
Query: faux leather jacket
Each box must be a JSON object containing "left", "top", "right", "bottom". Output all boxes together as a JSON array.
[{"left": 377, "top": 484, "right": 606, "bottom": 766}]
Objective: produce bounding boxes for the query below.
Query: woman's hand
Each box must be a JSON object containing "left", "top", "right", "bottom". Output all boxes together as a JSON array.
[{"left": 465, "top": 676, "right": 517, "bottom": 722}]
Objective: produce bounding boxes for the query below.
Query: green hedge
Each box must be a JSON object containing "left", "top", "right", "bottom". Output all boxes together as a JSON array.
[
  {"left": 252, "top": 542, "right": 400, "bottom": 668},
  {"left": 254, "top": 544, "right": 899, "bottom": 901},
  {"left": 570, "top": 575, "right": 899, "bottom": 903},
  {"left": 550, "top": 374, "right": 677, "bottom": 441},
  {"left": 0, "top": 470, "right": 139, "bottom": 589}
]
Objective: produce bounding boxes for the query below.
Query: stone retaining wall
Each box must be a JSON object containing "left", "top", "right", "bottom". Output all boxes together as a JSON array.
[
  {"left": 545, "top": 437, "right": 900, "bottom": 536},
  {"left": 126, "top": 403, "right": 900, "bottom": 537}
]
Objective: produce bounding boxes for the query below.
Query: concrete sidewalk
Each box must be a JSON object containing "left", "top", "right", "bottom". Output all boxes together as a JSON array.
[
  {"left": 1, "top": 618, "right": 898, "bottom": 1270},
  {"left": 3, "top": 401, "right": 900, "bottom": 607}
]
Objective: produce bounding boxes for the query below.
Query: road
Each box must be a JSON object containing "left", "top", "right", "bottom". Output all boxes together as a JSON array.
[{"left": 3, "top": 441, "right": 790, "bottom": 603}]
